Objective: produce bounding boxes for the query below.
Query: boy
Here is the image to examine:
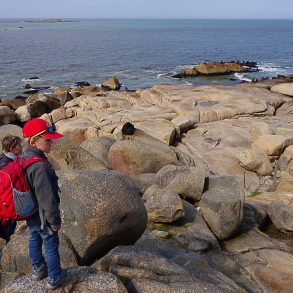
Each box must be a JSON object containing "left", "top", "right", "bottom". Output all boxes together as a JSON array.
[{"left": 22, "top": 118, "right": 66, "bottom": 290}]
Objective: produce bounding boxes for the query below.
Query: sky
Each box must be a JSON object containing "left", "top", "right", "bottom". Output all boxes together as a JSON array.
[{"left": 0, "top": 0, "right": 292, "bottom": 19}]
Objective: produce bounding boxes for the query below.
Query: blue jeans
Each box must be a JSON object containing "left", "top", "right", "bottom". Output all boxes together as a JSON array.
[{"left": 26, "top": 216, "right": 62, "bottom": 279}]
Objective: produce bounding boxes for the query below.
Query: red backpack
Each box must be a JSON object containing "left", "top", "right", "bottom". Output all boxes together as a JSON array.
[{"left": 0, "top": 156, "right": 45, "bottom": 227}]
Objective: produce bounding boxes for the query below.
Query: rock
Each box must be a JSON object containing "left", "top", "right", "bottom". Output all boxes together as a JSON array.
[
  {"left": 79, "top": 85, "right": 101, "bottom": 95},
  {"left": 276, "top": 100, "right": 293, "bottom": 116},
  {"left": 0, "top": 99, "right": 25, "bottom": 110},
  {"left": 74, "top": 81, "right": 91, "bottom": 87},
  {"left": 144, "top": 188, "right": 184, "bottom": 223},
  {"left": 2, "top": 267, "right": 127, "bottom": 293},
  {"left": 52, "top": 91, "right": 73, "bottom": 106},
  {"left": 134, "top": 235, "right": 243, "bottom": 291},
  {"left": 156, "top": 165, "right": 206, "bottom": 201},
  {"left": 80, "top": 136, "right": 116, "bottom": 169},
  {"left": 97, "top": 245, "right": 189, "bottom": 278},
  {"left": 276, "top": 127, "right": 293, "bottom": 138},
  {"left": 0, "top": 106, "right": 17, "bottom": 125},
  {"left": 169, "top": 201, "right": 220, "bottom": 251},
  {"left": 235, "top": 249, "right": 293, "bottom": 293},
  {"left": 42, "top": 107, "right": 74, "bottom": 124},
  {"left": 48, "top": 138, "right": 106, "bottom": 171},
  {"left": 52, "top": 86, "right": 71, "bottom": 96},
  {"left": 134, "top": 119, "right": 178, "bottom": 145},
  {"left": 224, "top": 228, "right": 281, "bottom": 254},
  {"left": 171, "top": 115, "right": 196, "bottom": 133},
  {"left": 96, "top": 245, "right": 240, "bottom": 293},
  {"left": 58, "top": 169, "right": 147, "bottom": 264},
  {"left": 207, "top": 251, "right": 263, "bottom": 293},
  {"left": 199, "top": 175, "right": 244, "bottom": 240},
  {"left": 250, "top": 122, "right": 274, "bottom": 142},
  {"left": 253, "top": 134, "right": 293, "bottom": 156},
  {"left": 131, "top": 173, "right": 157, "bottom": 194},
  {"left": 279, "top": 145, "right": 293, "bottom": 171},
  {"left": 0, "top": 272, "right": 23, "bottom": 291},
  {"left": 268, "top": 201, "right": 293, "bottom": 232},
  {"left": 195, "top": 62, "right": 246, "bottom": 75},
  {"left": 275, "top": 171, "right": 293, "bottom": 193},
  {"left": 15, "top": 105, "right": 31, "bottom": 122},
  {"left": 0, "top": 229, "right": 78, "bottom": 274},
  {"left": 108, "top": 140, "right": 179, "bottom": 177},
  {"left": 26, "top": 93, "right": 60, "bottom": 117},
  {"left": 55, "top": 117, "right": 98, "bottom": 145},
  {"left": 271, "top": 82, "right": 293, "bottom": 96},
  {"left": 172, "top": 68, "right": 198, "bottom": 78},
  {"left": 240, "top": 199, "right": 268, "bottom": 232},
  {"left": 236, "top": 147, "right": 273, "bottom": 175},
  {"left": 101, "top": 77, "right": 121, "bottom": 90}
]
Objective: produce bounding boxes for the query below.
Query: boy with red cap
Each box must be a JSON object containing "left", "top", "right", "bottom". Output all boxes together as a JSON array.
[{"left": 22, "top": 118, "right": 66, "bottom": 290}]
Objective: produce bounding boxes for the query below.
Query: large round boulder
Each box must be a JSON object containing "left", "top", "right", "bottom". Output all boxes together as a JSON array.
[
  {"left": 58, "top": 169, "right": 147, "bottom": 264},
  {"left": 108, "top": 140, "right": 179, "bottom": 177}
]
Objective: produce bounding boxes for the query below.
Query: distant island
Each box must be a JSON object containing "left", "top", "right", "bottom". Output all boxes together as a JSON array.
[{"left": 24, "top": 19, "right": 78, "bottom": 23}]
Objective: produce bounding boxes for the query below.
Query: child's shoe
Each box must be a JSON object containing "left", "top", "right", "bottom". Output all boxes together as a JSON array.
[
  {"left": 31, "top": 263, "right": 48, "bottom": 281},
  {"left": 47, "top": 270, "right": 67, "bottom": 290}
]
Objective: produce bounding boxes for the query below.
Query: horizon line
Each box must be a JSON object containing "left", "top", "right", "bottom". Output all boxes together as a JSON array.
[{"left": 0, "top": 17, "right": 292, "bottom": 20}]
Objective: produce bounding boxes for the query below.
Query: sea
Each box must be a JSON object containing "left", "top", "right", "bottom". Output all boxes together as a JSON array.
[{"left": 0, "top": 19, "right": 292, "bottom": 100}]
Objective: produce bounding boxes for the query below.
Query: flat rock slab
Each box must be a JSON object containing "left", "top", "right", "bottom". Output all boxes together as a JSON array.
[
  {"left": 224, "top": 228, "right": 281, "bottom": 254},
  {"left": 235, "top": 249, "right": 293, "bottom": 293},
  {"left": 2, "top": 267, "right": 127, "bottom": 293}
]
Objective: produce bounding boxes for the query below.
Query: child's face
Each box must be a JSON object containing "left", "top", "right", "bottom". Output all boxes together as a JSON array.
[
  {"left": 10, "top": 143, "right": 22, "bottom": 156},
  {"left": 31, "top": 136, "right": 53, "bottom": 153}
]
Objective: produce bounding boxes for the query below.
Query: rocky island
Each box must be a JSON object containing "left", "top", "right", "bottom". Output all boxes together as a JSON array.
[
  {"left": 0, "top": 72, "right": 293, "bottom": 292},
  {"left": 24, "top": 19, "right": 78, "bottom": 23}
]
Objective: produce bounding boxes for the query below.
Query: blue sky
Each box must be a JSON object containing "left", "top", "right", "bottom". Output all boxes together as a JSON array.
[{"left": 1, "top": 0, "right": 292, "bottom": 19}]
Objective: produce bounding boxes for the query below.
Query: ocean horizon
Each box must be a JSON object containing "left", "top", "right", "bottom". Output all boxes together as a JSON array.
[{"left": 0, "top": 18, "right": 292, "bottom": 99}]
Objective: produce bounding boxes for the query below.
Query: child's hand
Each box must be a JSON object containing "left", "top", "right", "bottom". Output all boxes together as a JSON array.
[{"left": 51, "top": 224, "right": 61, "bottom": 232}]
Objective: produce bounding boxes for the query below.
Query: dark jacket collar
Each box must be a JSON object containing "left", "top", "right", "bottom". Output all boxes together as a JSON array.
[{"left": 22, "top": 146, "right": 48, "bottom": 160}]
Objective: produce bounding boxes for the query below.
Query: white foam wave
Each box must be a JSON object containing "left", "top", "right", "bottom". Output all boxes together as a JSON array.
[
  {"left": 234, "top": 73, "right": 252, "bottom": 82},
  {"left": 257, "top": 63, "right": 288, "bottom": 73}
]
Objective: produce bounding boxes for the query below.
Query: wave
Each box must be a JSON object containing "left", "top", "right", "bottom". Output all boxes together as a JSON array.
[
  {"left": 257, "top": 62, "right": 288, "bottom": 74},
  {"left": 234, "top": 73, "right": 252, "bottom": 82}
]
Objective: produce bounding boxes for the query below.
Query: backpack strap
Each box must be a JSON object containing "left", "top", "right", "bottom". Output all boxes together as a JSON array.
[{"left": 19, "top": 156, "right": 47, "bottom": 169}]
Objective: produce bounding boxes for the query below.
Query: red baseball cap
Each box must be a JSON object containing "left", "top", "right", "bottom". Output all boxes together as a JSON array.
[{"left": 22, "top": 118, "right": 63, "bottom": 140}]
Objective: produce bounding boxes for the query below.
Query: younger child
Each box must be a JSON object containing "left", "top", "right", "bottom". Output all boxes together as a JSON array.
[
  {"left": 0, "top": 135, "right": 23, "bottom": 241},
  {"left": 22, "top": 118, "right": 66, "bottom": 290}
]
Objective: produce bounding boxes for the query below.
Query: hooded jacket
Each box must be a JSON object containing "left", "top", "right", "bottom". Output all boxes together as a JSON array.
[
  {"left": 21, "top": 146, "right": 61, "bottom": 228},
  {"left": 0, "top": 153, "right": 12, "bottom": 169}
]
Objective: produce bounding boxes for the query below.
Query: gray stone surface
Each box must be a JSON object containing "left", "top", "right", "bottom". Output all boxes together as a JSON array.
[
  {"left": 156, "top": 165, "right": 206, "bottom": 201},
  {"left": 2, "top": 267, "right": 127, "bottom": 293},
  {"left": 268, "top": 201, "right": 293, "bottom": 232},
  {"left": 1, "top": 229, "right": 78, "bottom": 274},
  {"left": 144, "top": 188, "right": 184, "bottom": 223},
  {"left": 80, "top": 136, "right": 116, "bottom": 169},
  {"left": 169, "top": 201, "right": 220, "bottom": 251},
  {"left": 48, "top": 138, "right": 106, "bottom": 171},
  {"left": 199, "top": 175, "right": 244, "bottom": 240},
  {"left": 58, "top": 169, "right": 147, "bottom": 264}
]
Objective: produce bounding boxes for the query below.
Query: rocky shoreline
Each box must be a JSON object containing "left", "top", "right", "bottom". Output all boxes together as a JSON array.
[{"left": 0, "top": 73, "right": 293, "bottom": 292}]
